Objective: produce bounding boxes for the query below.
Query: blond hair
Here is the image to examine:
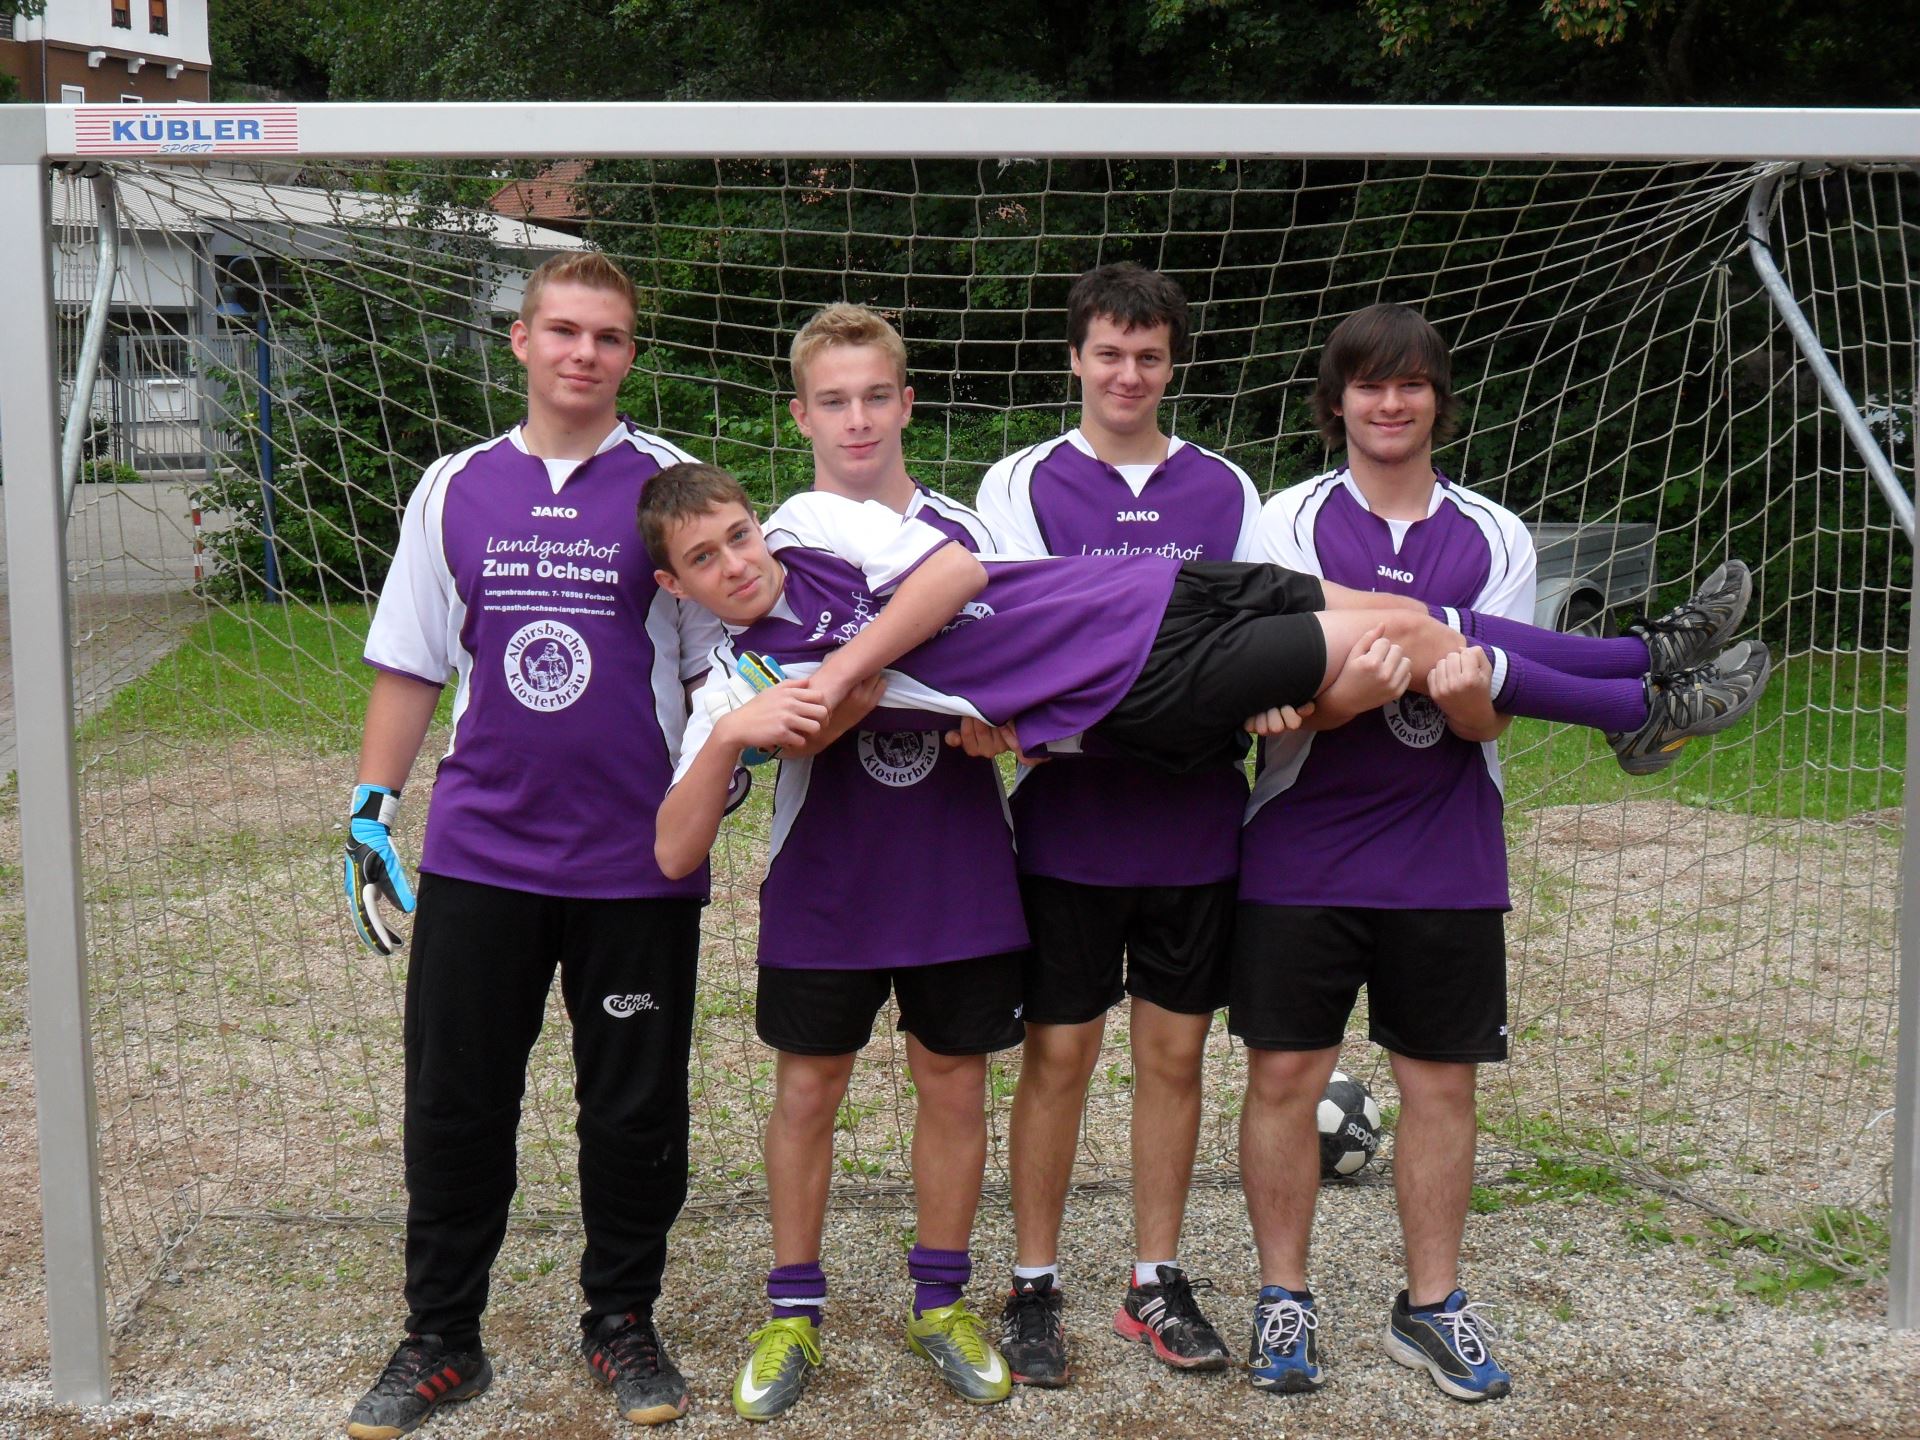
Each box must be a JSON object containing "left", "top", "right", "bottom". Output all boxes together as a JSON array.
[
  {"left": 789, "top": 303, "right": 908, "bottom": 398},
  {"left": 519, "top": 251, "right": 639, "bottom": 331}
]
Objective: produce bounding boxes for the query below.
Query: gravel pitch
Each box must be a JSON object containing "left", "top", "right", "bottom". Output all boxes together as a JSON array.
[{"left": 2, "top": 1166, "right": 1917, "bottom": 1439}]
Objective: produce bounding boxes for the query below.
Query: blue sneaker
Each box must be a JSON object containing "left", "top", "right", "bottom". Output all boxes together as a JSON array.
[
  {"left": 1246, "top": 1287, "right": 1322, "bottom": 1393},
  {"left": 1384, "top": 1289, "right": 1511, "bottom": 1401}
]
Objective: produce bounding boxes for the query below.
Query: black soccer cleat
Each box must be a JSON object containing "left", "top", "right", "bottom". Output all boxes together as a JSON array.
[
  {"left": 582, "top": 1311, "right": 691, "bottom": 1426},
  {"left": 1112, "top": 1265, "right": 1230, "bottom": 1371},
  {"left": 1609, "top": 640, "right": 1771, "bottom": 776},
  {"left": 1000, "top": 1273, "right": 1070, "bottom": 1388},
  {"left": 345, "top": 1333, "right": 493, "bottom": 1440},
  {"left": 1629, "top": 558, "right": 1752, "bottom": 676}
]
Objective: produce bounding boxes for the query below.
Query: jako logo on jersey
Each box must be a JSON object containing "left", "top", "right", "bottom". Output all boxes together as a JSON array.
[
  {"left": 504, "top": 619, "right": 593, "bottom": 712},
  {"left": 858, "top": 730, "right": 939, "bottom": 788},
  {"left": 1116, "top": 509, "right": 1161, "bottom": 522},
  {"left": 602, "top": 993, "right": 658, "bottom": 1017},
  {"left": 531, "top": 505, "right": 579, "bottom": 519},
  {"left": 1376, "top": 563, "right": 1415, "bottom": 584}
]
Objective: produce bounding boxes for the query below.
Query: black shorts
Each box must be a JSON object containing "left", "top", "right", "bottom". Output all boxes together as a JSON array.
[
  {"left": 755, "top": 951, "right": 1027, "bottom": 1057},
  {"left": 1019, "top": 874, "right": 1235, "bottom": 1025},
  {"left": 1229, "top": 904, "right": 1509, "bottom": 1063},
  {"left": 1096, "top": 562, "right": 1328, "bottom": 775}
]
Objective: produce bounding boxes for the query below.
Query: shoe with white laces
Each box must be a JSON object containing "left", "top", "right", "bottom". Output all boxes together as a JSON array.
[
  {"left": 1246, "top": 1288, "right": 1323, "bottom": 1394},
  {"left": 1383, "top": 1288, "right": 1511, "bottom": 1402},
  {"left": 1630, "top": 558, "right": 1753, "bottom": 675}
]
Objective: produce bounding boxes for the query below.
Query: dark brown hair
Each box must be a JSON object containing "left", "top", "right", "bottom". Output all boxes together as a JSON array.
[
  {"left": 637, "top": 461, "right": 756, "bottom": 571},
  {"left": 1066, "top": 263, "right": 1191, "bottom": 363},
  {"left": 1312, "top": 303, "right": 1459, "bottom": 446}
]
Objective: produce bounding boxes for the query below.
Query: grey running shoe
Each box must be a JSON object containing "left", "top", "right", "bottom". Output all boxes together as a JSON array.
[
  {"left": 1630, "top": 558, "right": 1752, "bottom": 675},
  {"left": 732, "top": 1316, "right": 822, "bottom": 1421},
  {"left": 905, "top": 1301, "right": 1012, "bottom": 1404},
  {"left": 1609, "top": 640, "right": 1771, "bottom": 776}
]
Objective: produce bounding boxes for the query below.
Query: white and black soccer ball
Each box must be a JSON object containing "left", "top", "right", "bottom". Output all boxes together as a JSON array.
[{"left": 1317, "top": 1070, "right": 1383, "bottom": 1179}]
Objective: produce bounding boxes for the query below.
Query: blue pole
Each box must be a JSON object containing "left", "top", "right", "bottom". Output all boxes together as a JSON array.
[{"left": 255, "top": 307, "right": 281, "bottom": 602}]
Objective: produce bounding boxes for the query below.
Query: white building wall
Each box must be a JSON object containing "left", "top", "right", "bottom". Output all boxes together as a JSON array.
[{"left": 15, "top": 0, "right": 210, "bottom": 68}]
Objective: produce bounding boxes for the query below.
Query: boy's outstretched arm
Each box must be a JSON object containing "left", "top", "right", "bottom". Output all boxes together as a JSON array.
[
  {"left": 804, "top": 542, "right": 987, "bottom": 710},
  {"left": 655, "top": 683, "right": 829, "bottom": 879}
]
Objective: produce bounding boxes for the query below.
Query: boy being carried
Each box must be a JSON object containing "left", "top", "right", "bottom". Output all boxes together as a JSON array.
[{"left": 645, "top": 464, "right": 1767, "bottom": 876}]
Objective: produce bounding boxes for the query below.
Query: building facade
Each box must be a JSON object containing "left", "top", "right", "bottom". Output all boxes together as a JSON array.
[{"left": 1, "top": 0, "right": 210, "bottom": 104}]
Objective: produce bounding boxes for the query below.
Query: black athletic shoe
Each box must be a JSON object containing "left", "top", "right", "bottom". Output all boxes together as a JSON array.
[
  {"left": 1000, "top": 1273, "right": 1070, "bottom": 1388},
  {"left": 345, "top": 1333, "right": 493, "bottom": 1440},
  {"left": 1630, "top": 558, "right": 1752, "bottom": 675},
  {"left": 1112, "top": 1266, "right": 1230, "bottom": 1371},
  {"left": 1609, "top": 640, "right": 1771, "bottom": 776},
  {"left": 582, "top": 1312, "right": 691, "bottom": 1426}
]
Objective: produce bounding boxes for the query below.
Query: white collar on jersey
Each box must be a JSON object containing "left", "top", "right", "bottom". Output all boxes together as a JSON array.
[
  {"left": 510, "top": 420, "right": 631, "bottom": 495},
  {"left": 1338, "top": 467, "right": 1450, "bottom": 520},
  {"left": 1064, "top": 427, "right": 1187, "bottom": 469}
]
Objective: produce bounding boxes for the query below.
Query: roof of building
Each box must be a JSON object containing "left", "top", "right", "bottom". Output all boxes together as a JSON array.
[{"left": 488, "top": 159, "right": 591, "bottom": 225}]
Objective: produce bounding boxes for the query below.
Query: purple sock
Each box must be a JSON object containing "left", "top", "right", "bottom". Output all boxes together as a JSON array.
[
  {"left": 1432, "top": 604, "right": 1650, "bottom": 678},
  {"left": 908, "top": 1244, "right": 970, "bottom": 1317},
  {"left": 768, "top": 1261, "right": 826, "bottom": 1326},
  {"left": 1486, "top": 647, "right": 1649, "bottom": 732}
]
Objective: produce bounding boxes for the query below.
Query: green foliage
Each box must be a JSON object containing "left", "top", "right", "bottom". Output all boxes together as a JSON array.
[
  {"left": 81, "top": 458, "right": 142, "bottom": 485},
  {"left": 196, "top": 204, "right": 513, "bottom": 602}
]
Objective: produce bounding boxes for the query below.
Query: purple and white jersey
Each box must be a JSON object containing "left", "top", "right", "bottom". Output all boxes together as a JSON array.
[
  {"left": 676, "top": 490, "right": 1178, "bottom": 760},
  {"left": 1239, "top": 468, "right": 1537, "bottom": 911},
  {"left": 975, "top": 429, "right": 1260, "bottom": 886},
  {"left": 365, "top": 421, "right": 719, "bottom": 901},
  {"left": 743, "top": 488, "right": 1028, "bottom": 972}
]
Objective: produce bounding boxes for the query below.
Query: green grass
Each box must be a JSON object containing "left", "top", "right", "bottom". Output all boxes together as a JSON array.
[
  {"left": 81, "top": 600, "right": 448, "bottom": 751},
  {"left": 1502, "top": 650, "right": 1905, "bottom": 824}
]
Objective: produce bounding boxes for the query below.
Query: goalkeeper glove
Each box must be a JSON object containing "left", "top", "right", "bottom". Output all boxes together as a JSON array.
[
  {"left": 702, "top": 650, "right": 790, "bottom": 765},
  {"left": 344, "top": 782, "right": 416, "bottom": 954}
]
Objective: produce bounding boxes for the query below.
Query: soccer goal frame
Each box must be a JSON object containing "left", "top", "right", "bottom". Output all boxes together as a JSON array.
[{"left": 0, "top": 101, "right": 1915, "bottom": 1403}]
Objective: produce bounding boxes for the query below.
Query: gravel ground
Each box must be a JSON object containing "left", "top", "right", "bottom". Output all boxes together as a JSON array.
[{"left": 1, "top": 1166, "right": 1917, "bottom": 1440}]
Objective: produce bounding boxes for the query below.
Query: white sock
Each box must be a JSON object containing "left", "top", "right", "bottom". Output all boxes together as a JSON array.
[
  {"left": 1013, "top": 1262, "right": 1058, "bottom": 1285},
  {"left": 1134, "top": 1259, "right": 1179, "bottom": 1287}
]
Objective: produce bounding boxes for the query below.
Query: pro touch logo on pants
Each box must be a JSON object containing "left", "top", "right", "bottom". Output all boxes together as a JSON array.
[{"left": 602, "top": 993, "right": 659, "bottom": 1017}]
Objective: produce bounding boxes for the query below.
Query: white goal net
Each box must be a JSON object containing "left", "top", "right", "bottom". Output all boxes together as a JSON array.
[{"left": 27, "top": 129, "right": 1919, "bottom": 1324}]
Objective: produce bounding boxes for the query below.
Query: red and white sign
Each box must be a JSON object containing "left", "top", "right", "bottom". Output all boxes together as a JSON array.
[{"left": 72, "top": 105, "right": 301, "bottom": 157}]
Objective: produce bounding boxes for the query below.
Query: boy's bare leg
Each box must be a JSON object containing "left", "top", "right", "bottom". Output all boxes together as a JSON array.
[
  {"left": 906, "top": 1036, "right": 989, "bottom": 1249},
  {"left": 1241, "top": 1046, "right": 1341, "bottom": 1290},
  {"left": 767, "top": 1051, "right": 859, "bottom": 1265},
  {"left": 1312, "top": 608, "right": 1472, "bottom": 697},
  {"left": 1389, "top": 1054, "right": 1478, "bottom": 1305},
  {"left": 1010, "top": 1018, "right": 1106, "bottom": 1266},
  {"left": 1129, "top": 1001, "right": 1212, "bottom": 1262}
]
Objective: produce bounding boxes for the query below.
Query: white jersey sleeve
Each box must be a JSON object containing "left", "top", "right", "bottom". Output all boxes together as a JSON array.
[
  {"left": 364, "top": 453, "right": 460, "bottom": 684},
  {"left": 1471, "top": 500, "right": 1539, "bottom": 624},
  {"left": 1229, "top": 460, "right": 1263, "bottom": 563},
  {"left": 1251, "top": 482, "right": 1326, "bottom": 578},
  {"left": 763, "top": 490, "right": 953, "bottom": 594},
  {"left": 972, "top": 447, "right": 1053, "bottom": 559}
]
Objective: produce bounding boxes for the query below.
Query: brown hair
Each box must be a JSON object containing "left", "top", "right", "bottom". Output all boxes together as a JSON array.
[
  {"left": 1312, "top": 303, "right": 1459, "bottom": 446},
  {"left": 637, "top": 461, "right": 756, "bottom": 571},
  {"left": 1066, "top": 263, "right": 1191, "bottom": 363},
  {"left": 519, "top": 251, "right": 639, "bottom": 331},
  {"left": 789, "top": 303, "right": 908, "bottom": 399}
]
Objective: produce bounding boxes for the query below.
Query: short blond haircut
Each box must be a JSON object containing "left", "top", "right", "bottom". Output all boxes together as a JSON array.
[
  {"left": 789, "top": 303, "right": 908, "bottom": 399},
  {"left": 519, "top": 251, "right": 639, "bottom": 331}
]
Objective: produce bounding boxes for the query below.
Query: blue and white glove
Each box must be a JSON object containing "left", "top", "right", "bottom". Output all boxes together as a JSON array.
[
  {"left": 344, "top": 782, "right": 416, "bottom": 955},
  {"left": 702, "top": 650, "right": 789, "bottom": 765}
]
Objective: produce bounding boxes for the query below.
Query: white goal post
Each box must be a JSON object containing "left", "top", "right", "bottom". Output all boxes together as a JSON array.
[{"left": 0, "top": 102, "right": 1915, "bottom": 1405}]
